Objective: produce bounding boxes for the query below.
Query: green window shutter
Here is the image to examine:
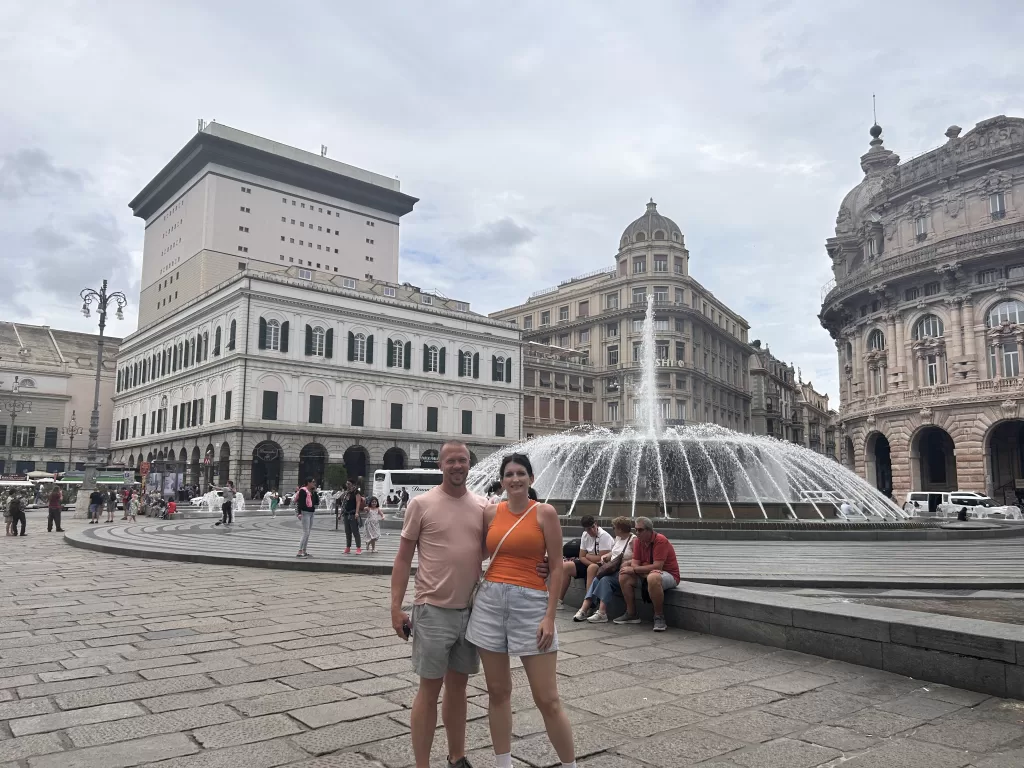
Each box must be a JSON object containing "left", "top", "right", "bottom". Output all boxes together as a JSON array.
[
  {"left": 439, "top": 347, "right": 446, "bottom": 375},
  {"left": 325, "top": 328, "right": 334, "bottom": 359},
  {"left": 457, "top": 350, "right": 464, "bottom": 377},
  {"left": 492, "top": 355, "right": 498, "bottom": 381},
  {"left": 423, "top": 344, "right": 429, "bottom": 372},
  {"left": 348, "top": 331, "right": 355, "bottom": 361},
  {"left": 506, "top": 356, "right": 513, "bottom": 383},
  {"left": 387, "top": 338, "right": 395, "bottom": 367},
  {"left": 473, "top": 352, "right": 479, "bottom": 379},
  {"left": 280, "top": 321, "right": 290, "bottom": 353},
  {"left": 305, "top": 325, "right": 313, "bottom": 355},
  {"left": 404, "top": 341, "right": 412, "bottom": 369},
  {"left": 366, "top": 335, "right": 374, "bottom": 364}
]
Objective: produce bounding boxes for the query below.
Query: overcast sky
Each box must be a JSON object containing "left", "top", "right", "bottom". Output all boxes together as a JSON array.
[{"left": 2, "top": 1, "right": 1023, "bottom": 402}]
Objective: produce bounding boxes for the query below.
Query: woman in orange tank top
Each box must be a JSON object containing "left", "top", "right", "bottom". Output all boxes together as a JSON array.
[{"left": 464, "top": 453, "right": 576, "bottom": 768}]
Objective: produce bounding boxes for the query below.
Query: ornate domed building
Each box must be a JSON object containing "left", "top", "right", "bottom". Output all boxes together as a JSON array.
[
  {"left": 820, "top": 116, "right": 1024, "bottom": 502},
  {"left": 493, "top": 200, "right": 754, "bottom": 437}
]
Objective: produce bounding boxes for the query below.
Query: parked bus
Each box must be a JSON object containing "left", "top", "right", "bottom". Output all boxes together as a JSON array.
[{"left": 372, "top": 469, "right": 443, "bottom": 507}]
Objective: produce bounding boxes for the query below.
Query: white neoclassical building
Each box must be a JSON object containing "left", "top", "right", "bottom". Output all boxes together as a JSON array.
[
  {"left": 111, "top": 123, "right": 520, "bottom": 494},
  {"left": 820, "top": 115, "right": 1024, "bottom": 503}
]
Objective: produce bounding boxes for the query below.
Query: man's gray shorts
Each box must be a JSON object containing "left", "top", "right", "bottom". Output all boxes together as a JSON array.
[{"left": 411, "top": 603, "right": 479, "bottom": 679}]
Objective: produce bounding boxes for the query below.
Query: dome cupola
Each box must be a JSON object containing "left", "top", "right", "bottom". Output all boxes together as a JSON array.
[{"left": 620, "top": 199, "right": 683, "bottom": 249}]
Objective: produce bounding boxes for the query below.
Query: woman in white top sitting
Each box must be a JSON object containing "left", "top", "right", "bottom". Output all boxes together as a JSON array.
[{"left": 573, "top": 516, "right": 635, "bottom": 622}]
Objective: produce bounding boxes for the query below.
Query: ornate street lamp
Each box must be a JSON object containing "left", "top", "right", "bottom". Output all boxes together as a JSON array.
[
  {"left": 61, "top": 409, "right": 84, "bottom": 472},
  {"left": 0, "top": 376, "right": 32, "bottom": 469},
  {"left": 74, "top": 280, "right": 127, "bottom": 518}
]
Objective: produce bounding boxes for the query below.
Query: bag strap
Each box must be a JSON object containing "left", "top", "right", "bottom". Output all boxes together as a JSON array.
[{"left": 482, "top": 502, "right": 538, "bottom": 579}]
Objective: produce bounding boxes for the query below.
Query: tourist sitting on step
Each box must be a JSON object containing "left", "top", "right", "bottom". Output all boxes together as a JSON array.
[
  {"left": 557, "top": 515, "right": 613, "bottom": 611},
  {"left": 614, "top": 517, "right": 680, "bottom": 632},
  {"left": 575, "top": 516, "right": 635, "bottom": 622}
]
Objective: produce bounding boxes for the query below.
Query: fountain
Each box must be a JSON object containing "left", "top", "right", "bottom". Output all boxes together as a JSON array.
[{"left": 469, "top": 296, "right": 904, "bottom": 522}]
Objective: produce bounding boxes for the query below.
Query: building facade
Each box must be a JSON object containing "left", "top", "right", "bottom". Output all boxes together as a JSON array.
[
  {"left": 111, "top": 125, "right": 519, "bottom": 495},
  {"left": 820, "top": 115, "right": 1024, "bottom": 502},
  {"left": 0, "top": 323, "right": 119, "bottom": 475},
  {"left": 748, "top": 342, "right": 837, "bottom": 458},
  {"left": 492, "top": 201, "right": 753, "bottom": 436},
  {"left": 130, "top": 121, "right": 416, "bottom": 329}
]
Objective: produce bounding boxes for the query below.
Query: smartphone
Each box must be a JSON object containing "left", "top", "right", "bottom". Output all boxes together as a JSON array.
[{"left": 402, "top": 621, "right": 412, "bottom": 639}]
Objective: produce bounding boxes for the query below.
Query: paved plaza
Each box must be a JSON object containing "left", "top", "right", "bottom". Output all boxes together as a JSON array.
[
  {"left": 67, "top": 516, "right": 1024, "bottom": 588},
  {"left": 0, "top": 521, "right": 1022, "bottom": 766}
]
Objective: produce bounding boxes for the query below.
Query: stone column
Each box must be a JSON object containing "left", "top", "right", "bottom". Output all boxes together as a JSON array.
[
  {"left": 962, "top": 299, "right": 977, "bottom": 376},
  {"left": 949, "top": 300, "right": 964, "bottom": 358},
  {"left": 1017, "top": 334, "right": 1024, "bottom": 377},
  {"left": 887, "top": 314, "right": 899, "bottom": 368}
]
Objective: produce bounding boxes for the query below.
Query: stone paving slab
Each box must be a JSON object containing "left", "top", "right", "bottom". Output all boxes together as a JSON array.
[{"left": 1, "top": 521, "right": 1024, "bottom": 766}]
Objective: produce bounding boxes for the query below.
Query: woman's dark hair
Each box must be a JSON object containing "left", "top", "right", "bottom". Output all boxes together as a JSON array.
[
  {"left": 528, "top": 487, "right": 538, "bottom": 501},
  {"left": 485, "top": 480, "right": 503, "bottom": 495},
  {"left": 499, "top": 452, "right": 534, "bottom": 479}
]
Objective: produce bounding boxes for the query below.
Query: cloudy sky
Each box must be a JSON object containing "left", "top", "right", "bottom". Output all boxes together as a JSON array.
[{"left": 2, "top": 1, "right": 1022, "bottom": 402}]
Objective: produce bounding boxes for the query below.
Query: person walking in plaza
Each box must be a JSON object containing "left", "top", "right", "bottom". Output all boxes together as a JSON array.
[
  {"left": 49, "top": 486, "right": 66, "bottom": 532},
  {"left": 341, "top": 480, "right": 363, "bottom": 554},
  {"left": 295, "top": 476, "right": 318, "bottom": 558},
  {"left": 465, "top": 453, "right": 576, "bottom": 768},
  {"left": 615, "top": 516, "right": 680, "bottom": 631},
  {"left": 399, "top": 487, "right": 410, "bottom": 514},
  {"left": 121, "top": 488, "right": 131, "bottom": 520},
  {"left": 104, "top": 489, "right": 117, "bottom": 523},
  {"left": 363, "top": 495, "right": 382, "bottom": 553},
  {"left": 218, "top": 481, "right": 236, "bottom": 526},
  {"left": 3, "top": 497, "right": 12, "bottom": 536},
  {"left": 269, "top": 489, "right": 280, "bottom": 517},
  {"left": 9, "top": 494, "right": 26, "bottom": 536}
]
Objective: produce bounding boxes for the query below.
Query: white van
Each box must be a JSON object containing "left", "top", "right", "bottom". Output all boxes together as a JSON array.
[
  {"left": 798, "top": 490, "right": 869, "bottom": 521},
  {"left": 903, "top": 491, "right": 1022, "bottom": 520}
]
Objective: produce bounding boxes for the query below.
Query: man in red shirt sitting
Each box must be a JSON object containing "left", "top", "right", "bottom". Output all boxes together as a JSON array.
[{"left": 615, "top": 516, "right": 680, "bottom": 632}]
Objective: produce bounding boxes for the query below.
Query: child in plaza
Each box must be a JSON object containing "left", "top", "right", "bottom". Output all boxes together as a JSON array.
[
  {"left": 128, "top": 491, "right": 140, "bottom": 522},
  {"left": 364, "top": 496, "right": 382, "bottom": 552}
]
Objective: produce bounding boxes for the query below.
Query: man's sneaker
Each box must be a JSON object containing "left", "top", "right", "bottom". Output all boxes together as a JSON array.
[
  {"left": 573, "top": 607, "right": 590, "bottom": 622},
  {"left": 556, "top": 599, "right": 565, "bottom": 610},
  {"left": 653, "top": 615, "right": 668, "bottom": 632},
  {"left": 586, "top": 610, "right": 608, "bottom": 623},
  {"left": 447, "top": 756, "right": 474, "bottom": 768},
  {"left": 613, "top": 613, "right": 641, "bottom": 625}
]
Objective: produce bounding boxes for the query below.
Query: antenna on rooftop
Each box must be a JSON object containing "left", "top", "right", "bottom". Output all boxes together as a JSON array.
[
  {"left": 872, "top": 93, "right": 877, "bottom": 125},
  {"left": 197, "top": 118, "right": 206, "bottom": 132},
  {"left": 320, "top": 145, "right": 328, "bottom": 157}
]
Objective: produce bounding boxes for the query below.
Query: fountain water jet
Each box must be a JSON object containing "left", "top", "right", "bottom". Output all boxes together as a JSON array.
[{"left": 469, "top": 295, "right": 904, "bottom": 522}]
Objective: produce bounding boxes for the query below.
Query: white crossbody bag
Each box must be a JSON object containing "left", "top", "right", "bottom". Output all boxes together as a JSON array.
[{"left": 468, "top": 502, "right": 539, "bottom": 608}]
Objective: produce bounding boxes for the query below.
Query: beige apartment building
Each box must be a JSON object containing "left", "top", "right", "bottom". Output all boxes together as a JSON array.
[
  {"left": 749, "top": 341, "right": 838, "bottom": 459},
  {"left": 492, "top": 201, "right": 753, "bottom": 437},
  {"left": 0, "top": 323, "right": 119, "bottom": 475},
  {"left": 820, "top": 115, "right": 1024, "bottom": 502}
]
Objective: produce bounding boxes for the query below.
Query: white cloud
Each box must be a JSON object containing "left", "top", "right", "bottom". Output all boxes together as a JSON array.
[{"left": 1, "top": 0, "right": 1023, "bottom": 402}]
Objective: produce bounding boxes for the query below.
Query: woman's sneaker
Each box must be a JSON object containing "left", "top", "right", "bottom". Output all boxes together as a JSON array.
[
  {"left": 613, "top": 613, "right": 642, "bottom": 625},
  {"left": 586, "top": 610, "right": 608, "bottom": 623},
  {"left": 573, "top": 607, "right": 590, "bottom": 622}
]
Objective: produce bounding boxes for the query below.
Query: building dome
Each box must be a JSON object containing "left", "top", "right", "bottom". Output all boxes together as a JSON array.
[
  {"left": 620, "top": 199, "right": 683, "bottom": 248},
  {"left": 834, "top": 124, "right": 899, "bottom": 236}
]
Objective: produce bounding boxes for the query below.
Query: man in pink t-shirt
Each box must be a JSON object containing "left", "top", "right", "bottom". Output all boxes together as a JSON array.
[{"left": 391, "top": 440, "right": 484, "bottom": 768}]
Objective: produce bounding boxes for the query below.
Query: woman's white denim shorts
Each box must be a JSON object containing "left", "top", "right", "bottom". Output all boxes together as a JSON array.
[{"left": 465, "top": 580, "right": 558, "bottom": 657}]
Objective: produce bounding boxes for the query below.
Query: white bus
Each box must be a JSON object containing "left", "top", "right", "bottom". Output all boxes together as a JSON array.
[{"left": 372, "top": 469, "right": 443, "bottom": 506}]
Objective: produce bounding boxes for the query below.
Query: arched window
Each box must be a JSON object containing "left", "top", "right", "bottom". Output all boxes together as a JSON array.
[
  {"left": 988, "top": 300, "right": 1024, "bottom": 327},
  {"left": 393, "top": 339, "right": 405, "bottom": 368},
  {"left": 214, "top": 327, "right": 222, "bottom": 355},
  {"left": 495, "top": 356, "right": 506, "bottom": 381},
  {"left": 228, "top": 320, "right": 237, "bottom": 350},
  {"left": 766, "top": 397, "right": 774, "bottom": 412},
  {"left": 635, "top": 231, "right": 646, "bottom": 242},
  {"left": 460, "top": 350, "right": 473, "bottom": 377},
  {"left": 654, "top": 230, "right": 665, "bottom": 240},
  {"left": 203, "top": 332, "right": 209, "bottom": 361},
  {"left": 426, "top": 345, "right": 439, "bottom": 373},
  {"left": 845, "top": 342, "right": 853, "bottom": 362},
  {"left": 353, "top": 333, "right": 366, "bottom": 362},
  {"left": 311, "top": 326, "right": 325, "bottom": 356},
  {"left": 266, "top": 320, "right": 281, "bottom": 351},
  {"left": 912, "top": 314, "right": 944, "bottom": 340},
  {"left": 868, "top": 329, "right": 885, "bottom": 351}
]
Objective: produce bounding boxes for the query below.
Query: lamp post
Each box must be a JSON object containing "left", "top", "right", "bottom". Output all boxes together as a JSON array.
[
  {"left": 0, "top": 376, "right": 32, "bottom": 471},
  {"left": 62, "top": 410, "right": 83, "bottom": 472},
  {"left": 74, "top": 280, "right": 127, "bottom": 518}
]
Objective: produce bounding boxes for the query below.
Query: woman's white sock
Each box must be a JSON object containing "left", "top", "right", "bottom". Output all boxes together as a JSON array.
[
  {"left": 561, "top": 762, "right": 578, "bottom": 768},
  {"left": 495, "top": 752, "right": 513, "bottom": 768}
]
